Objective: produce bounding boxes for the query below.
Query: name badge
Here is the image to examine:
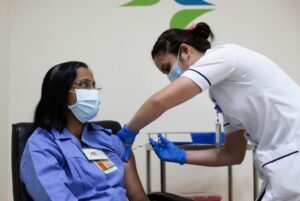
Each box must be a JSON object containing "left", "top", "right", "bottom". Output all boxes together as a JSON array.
[
  {"left": 82, "top": 148, "right": 108, "bottom": 161},
  {"left": 94, "top": 159, "right": 118, "bottom": 174},
  {"left": 82, "top": 148, "right": 118, "bottom": 174}
]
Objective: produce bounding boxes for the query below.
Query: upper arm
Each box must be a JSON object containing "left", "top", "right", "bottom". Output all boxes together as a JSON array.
[
  {"left": 124, "top": 154, "right": 149, "bottom": 201},
  {"left": 223, "top": 114, "right": 244, "bottom": 135},
  {"left": 150, "top": 47, "right": 235, "bottom": 110},
  {"left": 111, "top": 135, "right": 126, "bottom": 161},
  {"left": 21, "top": 143, "right": 78, "bottom": 201},
  {"left": 224, "top": 129, "right": 247, "bottom": 164}
]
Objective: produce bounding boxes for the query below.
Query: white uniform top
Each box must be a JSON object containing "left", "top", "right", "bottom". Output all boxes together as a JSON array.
[{"left": 182, "top": 44, "right": 300, "bottom": 200}]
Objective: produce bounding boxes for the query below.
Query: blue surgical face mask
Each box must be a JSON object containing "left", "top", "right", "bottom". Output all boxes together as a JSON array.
[
  {"left": 167, "top": 63, "right": 185, "bottom": 82},
  {"left": 68, "top": 89, "right": 100, "bottom": 123},
  {"left": 167, "top": 49, "right": 188, "bottom": 82}
]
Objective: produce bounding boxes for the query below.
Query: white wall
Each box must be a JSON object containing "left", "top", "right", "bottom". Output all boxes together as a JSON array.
[
  {"left": 3, "top": 0, "right": 300, "bottom": 200},
  {"left": 0, "top": 0, "right": 11, "bottom": 200}
]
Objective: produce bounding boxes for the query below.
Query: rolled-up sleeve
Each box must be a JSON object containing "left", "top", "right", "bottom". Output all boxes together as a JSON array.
[
  {"left": 182, "top": 46, "right": 236, "bottom": 91},
  {"left": 222, "top": 114, "right": 244, "bottom": 135},
  {"left": 20, "top": 143, "right": 78, "bottom": 201}
]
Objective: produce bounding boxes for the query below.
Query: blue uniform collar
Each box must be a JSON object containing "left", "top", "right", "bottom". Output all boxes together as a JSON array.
[
  {"left": 51, "top": 123, "right": 116, "bottom": 152},
  {"left": 82, "top": 123, "right": 116, "bottom": 152},
  {"left": 51, "top": 128, "right": 74, "bottom": 140}
]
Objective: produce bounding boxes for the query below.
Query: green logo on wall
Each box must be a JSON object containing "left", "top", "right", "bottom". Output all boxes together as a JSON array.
[{"left": 121, "top": 0, "right": 215, "bottom": 28}]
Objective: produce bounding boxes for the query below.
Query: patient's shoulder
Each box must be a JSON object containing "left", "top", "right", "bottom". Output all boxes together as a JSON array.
[{"left": 26, "top": 127, "right": 58, "bottom": 151}]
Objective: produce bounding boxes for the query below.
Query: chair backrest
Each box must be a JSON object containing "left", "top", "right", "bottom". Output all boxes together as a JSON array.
[{"left": 11, "top": 120, "right": 121, "bottom": 201}]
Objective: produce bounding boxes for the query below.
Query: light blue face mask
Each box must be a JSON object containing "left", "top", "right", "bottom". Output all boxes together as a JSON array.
[
  {"left": 167, "top": 49, "right": 186, "bottom": 82},
  {"left": 167, "top": 63, "right": 185, "bottom": 82},
  {"left": 68, "top": 89, "right": 100, "bottom": 123}
]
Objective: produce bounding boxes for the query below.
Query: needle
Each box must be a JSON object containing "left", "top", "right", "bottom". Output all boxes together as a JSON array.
[{"left": 132, "top": 143, "right": 150, "bottom": 151}]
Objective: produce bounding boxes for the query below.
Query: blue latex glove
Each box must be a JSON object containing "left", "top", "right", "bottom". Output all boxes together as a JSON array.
[
  {"left": 116, "top": 125, "right": 139, "bottom": 162},
  {"left": 149, "top": 133, "right": 186, "bottom": 165}
]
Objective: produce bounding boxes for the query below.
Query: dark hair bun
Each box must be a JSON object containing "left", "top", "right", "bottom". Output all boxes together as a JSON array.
[{"left": 192, "top": 22, "right": 214, "bottom": 41}]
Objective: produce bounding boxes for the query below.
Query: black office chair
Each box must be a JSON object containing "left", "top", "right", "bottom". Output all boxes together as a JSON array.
[{"left": 12, "top": 120, "right": 192, "bottom": 201}]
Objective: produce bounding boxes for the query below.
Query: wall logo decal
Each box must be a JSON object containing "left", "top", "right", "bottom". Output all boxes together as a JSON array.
[{"left": 121, "top": 0, "right": 215, "bottom": 28}]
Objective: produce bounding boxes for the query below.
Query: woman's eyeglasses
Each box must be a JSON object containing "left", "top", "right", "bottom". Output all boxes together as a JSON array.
[{"left": 72, "top": 79, "right": 102, "bottom": 90}]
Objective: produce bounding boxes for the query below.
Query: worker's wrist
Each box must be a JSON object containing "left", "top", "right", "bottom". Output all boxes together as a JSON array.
[
  {"left": 178, "top": 149, "right": 187, "bottom": 165},
  {"left": 117, "top": 124, "right": 139, "bottom": 146},
  {"left": 124, "top": 124, "right": 139, "bottom": 136}
]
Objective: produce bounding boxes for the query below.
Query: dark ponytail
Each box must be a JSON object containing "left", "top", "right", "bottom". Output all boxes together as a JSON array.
[
  {"left": 151, "top": 22, "right": 214, "bottom": 59},
  {"left": 192, "top": 22, "right": 214, "bottom": 41}
]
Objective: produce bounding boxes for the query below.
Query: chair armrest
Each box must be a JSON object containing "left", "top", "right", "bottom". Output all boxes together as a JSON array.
[{"left": 148, "top": 192, "right": 193, "bottom": 201}]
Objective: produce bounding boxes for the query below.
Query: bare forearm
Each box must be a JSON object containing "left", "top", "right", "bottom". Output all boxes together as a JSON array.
[
  {"left": 127, "top": 97, "right": 167, "bottom": 132},
  {"left": 127, "top": 78, "right": 201, "bottom": 132},
  {"left": 186, "top": 130, "right": 247, "bottom": 166},
  {"left": 186, "top": 148, "right": 242, "bottom": 167}
]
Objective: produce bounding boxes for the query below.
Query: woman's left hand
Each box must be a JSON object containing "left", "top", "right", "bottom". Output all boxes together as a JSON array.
[
  {"left": 117, "top": 125, "right": 138, "bottom": 162},
  {"left": 149, "top": 133, "right": 186, "bottom": 165}
]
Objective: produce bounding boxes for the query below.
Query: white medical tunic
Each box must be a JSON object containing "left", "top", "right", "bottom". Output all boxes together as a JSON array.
[{"left": 182, "top": 44, "right": 300, "bottom": 201}]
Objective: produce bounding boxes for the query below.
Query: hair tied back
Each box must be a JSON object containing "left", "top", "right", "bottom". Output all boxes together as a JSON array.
[{"left": 192, "top": 22, "right": 214, "bottom": 41}]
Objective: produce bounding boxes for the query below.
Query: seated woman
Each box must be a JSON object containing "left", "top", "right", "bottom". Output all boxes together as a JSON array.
[{"left": 20, "top": 61, "right": 149, "bottom": 201}]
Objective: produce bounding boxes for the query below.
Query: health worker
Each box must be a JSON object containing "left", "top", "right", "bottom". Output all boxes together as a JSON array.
[{"left": 117, "top": 22, "right": 300, "bottom": 201}]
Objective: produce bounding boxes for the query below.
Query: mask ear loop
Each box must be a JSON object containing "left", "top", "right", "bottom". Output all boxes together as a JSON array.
[
  {"left": 67, "top": 90, "right": 78, "bottom": 108},
  {"left": 176, "top": 48, "right": 181, "bottom": 64}
]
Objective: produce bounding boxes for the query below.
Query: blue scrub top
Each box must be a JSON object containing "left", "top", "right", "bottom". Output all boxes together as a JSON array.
[{"left": 20, "top": 123, "right": 128, "bottom": 201}]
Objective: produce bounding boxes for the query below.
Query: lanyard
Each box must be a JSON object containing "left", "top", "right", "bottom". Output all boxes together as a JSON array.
[{"left": 214, "top": 105, "right": 222, "bottom": 153}]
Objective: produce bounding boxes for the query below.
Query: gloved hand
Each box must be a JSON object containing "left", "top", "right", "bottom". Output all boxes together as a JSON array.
[
  {"left": 116, "top": 124, "right": 139, "bottom": 162},
  {"left": 149, "top": 133, "right": 186, "bottom": 165}
]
